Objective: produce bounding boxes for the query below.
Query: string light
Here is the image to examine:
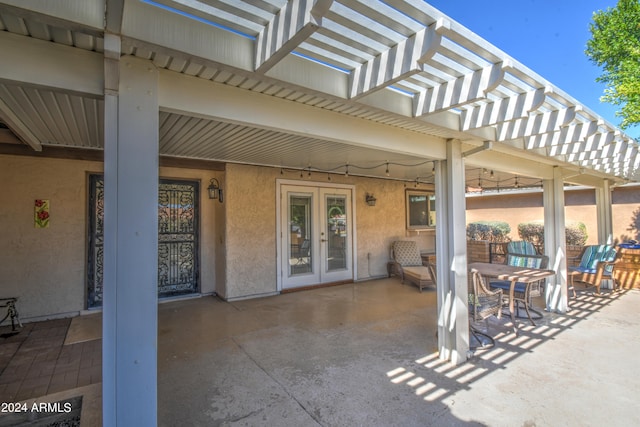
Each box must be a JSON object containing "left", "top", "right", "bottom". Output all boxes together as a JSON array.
[
  {"left": 277, "top": 163, "right": 543, "bottom": 194},
  {"left": 275, "top": 159, "right": 440, "bottom": 186}
]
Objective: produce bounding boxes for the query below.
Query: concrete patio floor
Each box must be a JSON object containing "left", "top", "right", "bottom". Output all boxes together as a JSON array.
[{"left": 0, "top": 277, "right": 638, "bottom": 426}]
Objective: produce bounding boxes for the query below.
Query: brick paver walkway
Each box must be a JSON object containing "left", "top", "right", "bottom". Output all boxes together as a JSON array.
[{"left": 0, "top": 318, "right": 101, "bottom": 402}]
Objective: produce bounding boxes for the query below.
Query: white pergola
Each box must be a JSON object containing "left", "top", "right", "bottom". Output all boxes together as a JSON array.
[{"left": 0, "top": 0, "right": 638, "bottom": 424}]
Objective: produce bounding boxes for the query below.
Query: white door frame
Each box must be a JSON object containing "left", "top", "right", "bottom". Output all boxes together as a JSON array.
[{"left": 276, "top": 179, "right": 357, "bottom": 291}]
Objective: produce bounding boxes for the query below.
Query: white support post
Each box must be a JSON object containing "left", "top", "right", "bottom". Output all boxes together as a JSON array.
[
  {"left": 543, "top": 167, "right": 568, "bottom": 313},
  {"left": 435, "top": 139, "right": 469, "bottom": 365},
  {"left": 595, "top": 179, "right": 614, "bottom": 244},
  {"left": 103, "top": 53, "right": 159, "bottom": 426}
]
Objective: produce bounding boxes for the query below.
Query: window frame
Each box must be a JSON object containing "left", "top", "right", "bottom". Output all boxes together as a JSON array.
[{"left": 405, "top": 189, "right": 436, "bottom": 230}]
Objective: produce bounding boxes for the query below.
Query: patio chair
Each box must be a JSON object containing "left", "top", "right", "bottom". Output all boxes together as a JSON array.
[
  {"left": 468, "top": 269, "right": 503, "bottom": 350},
  {"left": 489, "top": 252, "right": 549, "bottom": 326},
  {"left": 506, "top": 240, "right": 538, "bottom": 257},
  {"left": 569, "top": 244, "right": 620, "bottom": 294},
  {"left": 294, "top": 239, "right": 310, "bottom": 265},
  {"left": 389, "top": 241, "right": 435, "bottom": 292}
]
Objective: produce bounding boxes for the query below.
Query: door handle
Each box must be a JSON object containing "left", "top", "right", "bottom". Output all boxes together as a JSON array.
[{"left": 320, "top": 239, "right": 328, "bottom": 242}]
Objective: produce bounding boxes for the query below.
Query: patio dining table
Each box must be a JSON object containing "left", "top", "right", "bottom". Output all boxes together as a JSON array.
[{"left": 468, "top": 262, "right": 556, "bottom": 333}]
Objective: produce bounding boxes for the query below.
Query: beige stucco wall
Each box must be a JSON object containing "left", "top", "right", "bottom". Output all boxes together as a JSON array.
[
  {"left": 466, "top": 186, "right": 640, "bottom": 244},
  {"left": 223, "top": 164, "right": 278, "bottom": 299},
  {"left": 222, "top": 164, "right": 435, "bottom": 299},
  {"left": 1, "top": 155, "right": 100, "bottom": 320},
  {"left": 1, "top": 153, "right": 436, "bottom": 317},
  {"left": 354, "top": 177, "right": 435, "bottom": 279},
  {"left": 0, "top": 154, "right": 221, "bottom": 320},
  {"left": 5, "top": 150, "right": 637, "bottom": 319}
]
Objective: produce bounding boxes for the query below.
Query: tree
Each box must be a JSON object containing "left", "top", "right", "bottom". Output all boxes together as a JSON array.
[{"left": 585, "top": 0, "right": 640, "bottom": 131}]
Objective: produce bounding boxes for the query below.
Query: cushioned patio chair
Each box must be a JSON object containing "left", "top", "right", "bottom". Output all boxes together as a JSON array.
[
  {"left": 469, "top": 269, "right": 503, "bottom": 350},
  {"left": 569, "top": 244, "right": 620, "bottom": 294},
  {"left": 489, "top": 252, "right": 549, "bottom": 326},
  {"left": 390, "top": 241, "right": 435, "bottom": 292},
  {"left": 506, "top": 240, "right": 538, "bottom": 257}
]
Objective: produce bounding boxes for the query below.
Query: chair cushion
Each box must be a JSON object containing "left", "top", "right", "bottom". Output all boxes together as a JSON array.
[
  {"left": 507, "top": 241, "right": 537, "bottom": 255},
  {"left": 569, "top": 266, "right": 612, "bottom": 277},
  {"left": 402, "top": 266, "right": 431, "bottom": 280},
  {"left": 393, "top": 241, "right": 422, "bottom": 266},
  {"left": 578, "top": 245, "right": 616, "bottom": 270},
  {"left": 507, "top": 254, "right": 542, "bottom": 268},
  {"left": 490, "top": 280, "right": 527, "bottom": 293}
]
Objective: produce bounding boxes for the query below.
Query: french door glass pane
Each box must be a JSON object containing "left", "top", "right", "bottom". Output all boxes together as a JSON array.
[
  {"left": 289, "top": 195, "right": 313, "bottom": 276},
  {"left": 326, "top": 195, "right": 347, "bottom": 271}
]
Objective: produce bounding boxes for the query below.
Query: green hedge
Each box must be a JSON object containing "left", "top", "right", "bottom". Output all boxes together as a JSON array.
[
  {"left": 466, "top": 221, "right": 511, "bottom": 243},
  {"left": 467, "top": 220, "right": 588, "bottom": 246},
  {"left": 518, "top": 221, "right": 588, "bottom": 246}
]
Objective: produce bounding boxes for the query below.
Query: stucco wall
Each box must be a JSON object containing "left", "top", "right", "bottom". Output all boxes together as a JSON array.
[
  {"left": 1, "top": 155, "right": 99, "bottom": 320},
  {"left": 1, "top": 154, "right": 437, "bottom": 317},
  {"left": 466, "top": 186, "right": 640, "bottom": 244},
  {"left": 223, "top": 164, "right": 278, "bottom": 299},
  {"left": 0, "top": 154, "right": 221, "bottom": 320},
  {"left": 354, "top": 177, "right": 435, "bottom": 279},
  {"left": 222, "top": 164, "right": 435, "bottom": 299}
]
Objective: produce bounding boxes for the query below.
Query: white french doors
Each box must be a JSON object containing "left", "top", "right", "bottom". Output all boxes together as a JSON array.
[{"left": 279, "top": 182, "right": 354, "bottom": 290}]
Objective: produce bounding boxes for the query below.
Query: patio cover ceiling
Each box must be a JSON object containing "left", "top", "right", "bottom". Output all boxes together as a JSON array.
[{"left": 0, "top": 0, "right": 638, "bottom": 189}]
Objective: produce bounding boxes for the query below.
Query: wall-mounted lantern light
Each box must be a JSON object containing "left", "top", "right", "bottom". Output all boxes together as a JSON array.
[
  {"left": 207, "top": 178, "right": 223, "bottom": 203},
  {"left": 365, "top": 193, "right": 377, "bottom": 206}
]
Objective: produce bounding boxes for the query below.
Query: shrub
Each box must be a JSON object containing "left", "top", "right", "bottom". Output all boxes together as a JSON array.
[
  {"left": 517, "top": 221, "right": 588, "bottom": 246},
  {"left": 518, "top": 221, "right": 544, "bottom": 245},
  {"left": 466, "top": 221, "right": 511, "bottom": 242},
  {"left": 566, "top": 222, "right": 588, "bottom": 246}
]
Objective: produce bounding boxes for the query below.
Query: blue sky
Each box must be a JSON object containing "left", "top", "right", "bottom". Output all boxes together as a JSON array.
[{"left": 425, "top": 0, "right": 640, "bottom": 139}]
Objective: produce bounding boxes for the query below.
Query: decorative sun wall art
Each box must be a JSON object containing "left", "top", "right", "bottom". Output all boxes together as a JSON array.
[{"left": 34, "top": 199, "right": 50, "bottom": 228}]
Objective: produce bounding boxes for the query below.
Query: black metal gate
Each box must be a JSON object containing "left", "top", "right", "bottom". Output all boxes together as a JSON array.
[{"left": 87, "top": 175, "right": 200, "bottom": 308}]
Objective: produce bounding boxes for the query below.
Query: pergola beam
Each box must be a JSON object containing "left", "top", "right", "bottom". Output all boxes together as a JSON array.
[
  {"left": 414, "top": 61, "right": 507, "bottom": 116},
  {"left": 255, "top": 0, "right": 333, "bottom": 73},
  {"left": 0, "top": 31, "right": 103, "bottom": 95},
  {"left": 497, "top": 106, "right": 578, "bottom": 142},
  {"left": 0, "top": 97, "right": 42, "bottom": 151},
  {"left": 527, "top": 120, "right": 600, "bottom": 151},
  {"left": 460, "top": 87, "right": 547, "bottom": 131},
  {"left": 349, "top": 18, "right": 446, "bottom": 99},
  {"left": 158, "top": 69, "right": 447, "bottom": 159}
]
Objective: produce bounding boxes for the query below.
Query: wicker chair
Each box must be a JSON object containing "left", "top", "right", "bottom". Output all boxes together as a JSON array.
[
  {"left": 389, "top": 241, "right": 435, "bottom": 292},
  {"left": 468, "top": 269, "right": 503, "bottom": 349}
]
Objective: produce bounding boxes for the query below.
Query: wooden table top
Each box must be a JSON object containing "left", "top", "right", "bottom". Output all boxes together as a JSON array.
[{"left": 468, "top": 262, "right": 555, "bottom": 283}]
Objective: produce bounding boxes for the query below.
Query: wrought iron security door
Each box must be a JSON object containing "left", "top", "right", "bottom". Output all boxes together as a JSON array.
[{"left": 87, "top": 175, "right": 200, "bottom": 308}]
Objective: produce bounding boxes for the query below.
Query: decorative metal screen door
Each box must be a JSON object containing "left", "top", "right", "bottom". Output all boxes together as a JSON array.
[{"left": 87, "top": 175, "right": 199, "bottom": 308}]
